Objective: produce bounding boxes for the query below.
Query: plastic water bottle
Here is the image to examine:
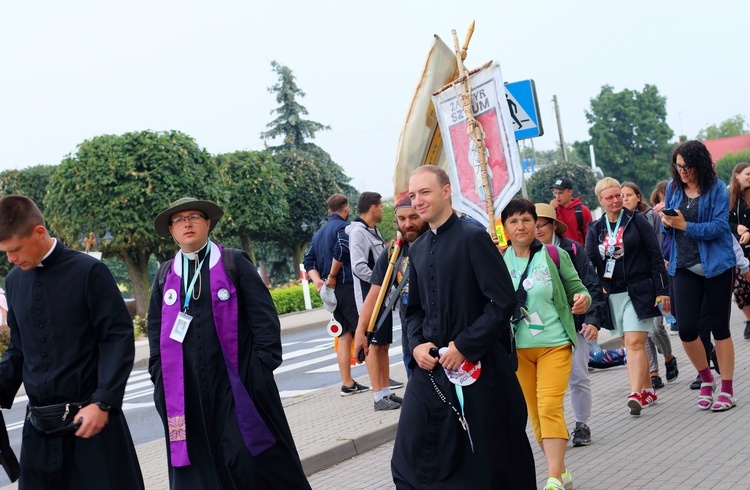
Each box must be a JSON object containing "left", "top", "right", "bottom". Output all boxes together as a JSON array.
[
  {"left": 588, "top": 339, "right": 604, "bottom": 363},
  {"left": 657, "top": 298, "right": 677, "bottom": 325}
]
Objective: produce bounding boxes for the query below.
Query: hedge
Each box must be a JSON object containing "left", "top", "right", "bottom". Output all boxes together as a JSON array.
[{"left": 271, "top": 283, "right": 323, "bottom": 315}]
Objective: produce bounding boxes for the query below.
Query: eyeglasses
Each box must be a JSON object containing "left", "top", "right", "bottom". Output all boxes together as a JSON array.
[
  {"left": 673, "top": 162, "right": 693, "bottom": 172},
  {"left": 535, "top": 221, "right": 551, "bottom": 230},
  {"left": 600, "top": 193, "right": 623, "bottom": 202},
  {"left": 171, "top": 214, "right": 206, "bottom": 225}
]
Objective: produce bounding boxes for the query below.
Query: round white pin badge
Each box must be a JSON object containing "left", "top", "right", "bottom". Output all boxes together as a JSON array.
[{"left": 164, "top": 289, "right": 177, "bottom": 306}]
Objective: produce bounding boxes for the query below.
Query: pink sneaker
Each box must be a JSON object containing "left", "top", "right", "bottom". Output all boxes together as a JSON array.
[
  {"left": 641, "top": 390, "right": 658, "bottom": 408},
  {"left": 627, "top": 393, "right": 642, "bottom": 415}
]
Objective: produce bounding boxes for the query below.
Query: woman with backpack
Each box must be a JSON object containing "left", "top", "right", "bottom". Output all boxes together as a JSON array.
[{"left": 501, "top": 198, "right": 590, "bottom": 490}]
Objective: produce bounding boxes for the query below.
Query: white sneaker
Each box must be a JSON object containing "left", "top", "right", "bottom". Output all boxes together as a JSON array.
[
  {"left": 545, "top": 477, "right": 565, "bottom": 490},
  {"left": 562, "top": 469, "right": 573, "bottom": 490}
]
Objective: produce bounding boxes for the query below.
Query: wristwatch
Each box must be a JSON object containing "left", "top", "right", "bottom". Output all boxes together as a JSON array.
[{"left": 94, "top": 401, "right": 112, "bottom": 412}]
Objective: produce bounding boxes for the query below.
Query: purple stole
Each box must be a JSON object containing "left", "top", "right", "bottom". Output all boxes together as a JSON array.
[{"left": 160, "top": 243, "right": 275, "bottom": 467}]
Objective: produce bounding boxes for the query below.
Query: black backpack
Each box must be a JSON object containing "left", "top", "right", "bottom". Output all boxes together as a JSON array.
[{"left": 574, "top": 203, "right": 585, "bottom": 241}]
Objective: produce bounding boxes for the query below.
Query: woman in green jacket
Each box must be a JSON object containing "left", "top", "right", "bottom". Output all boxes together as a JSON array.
[{"left": 501, "top": 198, "right": 591, "bottom": 490}]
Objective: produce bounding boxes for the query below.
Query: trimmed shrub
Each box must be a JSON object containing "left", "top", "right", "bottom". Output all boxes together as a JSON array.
[
  {"left": 271, "top": 282, "right": 323, "bottom": 315},
  {"left": 0, "top": 324, "right": 9, "bottom": 358}
]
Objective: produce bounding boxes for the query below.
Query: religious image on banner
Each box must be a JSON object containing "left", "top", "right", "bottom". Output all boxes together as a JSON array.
[
  {"left": 431, "top": 63, "right": 522, "bottom": 228},
  {"left": 448, "top": 106, "right": 507, "bottom": 205}
]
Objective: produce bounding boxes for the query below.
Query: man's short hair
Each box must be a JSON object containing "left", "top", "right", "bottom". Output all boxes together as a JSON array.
[
  {"left": 357, "top": 192, "right": 382, "bottom": 215},
  {"left": 0, "top": 195, "right": 46, "bottom": 242},
  {"left": 327, "top": 194, "right": 348, "bottom": 213},
  {"left": 412, "top": 165, "right": 450, "bottom": 187}
]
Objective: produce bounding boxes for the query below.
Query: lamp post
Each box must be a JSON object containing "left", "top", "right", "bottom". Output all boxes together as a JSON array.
[{"left": 79, "top": 222, "right": 114, "bottom": 259}]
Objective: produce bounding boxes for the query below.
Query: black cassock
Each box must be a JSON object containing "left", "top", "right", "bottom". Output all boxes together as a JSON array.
[
  {"left": 147, "top": 246, "right": 310, "bottom": 490},
  {"left": 0, "top": 242, "right": 144, "bottom": 489},
  {"left": 392, "top": 214, "right": 536, "bottom": 490}
]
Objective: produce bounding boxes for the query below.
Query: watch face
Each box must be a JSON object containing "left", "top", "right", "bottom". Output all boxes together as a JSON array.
[{"left": 95, "top": 402, "right": 111, "bottom": 411}]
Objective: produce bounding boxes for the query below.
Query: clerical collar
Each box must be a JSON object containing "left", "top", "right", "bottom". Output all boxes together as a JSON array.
[
  {"left": 37, "top": 238, "right": 58, "bottom": 268},
  {"left": 430, "top": 212, "right": 458, "bottom": 235},
  {"left": 183, "top": 241, "right": 209, "bottom": 261}
]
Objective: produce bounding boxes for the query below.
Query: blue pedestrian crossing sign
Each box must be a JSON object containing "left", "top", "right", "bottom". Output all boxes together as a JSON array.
[{"left": 504, "top": 79, "right": 543, "bottom": 140}]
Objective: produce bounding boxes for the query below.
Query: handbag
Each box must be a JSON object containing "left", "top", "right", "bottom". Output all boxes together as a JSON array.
[{"left": 27, "top": 401, "right": 84, "bottom": 436}]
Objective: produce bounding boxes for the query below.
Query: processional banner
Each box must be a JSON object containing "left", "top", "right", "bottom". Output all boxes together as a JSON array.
[{"left": 430, "top": 63, "right": 522, "bottom": 228}]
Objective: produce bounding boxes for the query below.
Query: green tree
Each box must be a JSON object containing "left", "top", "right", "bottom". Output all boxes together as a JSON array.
[
  {"left": 697, "top": 115, "right": 749, "bottom": 141},
  {"left": 379, "top": 199, "right": 397, "bottom": 242},
  {"left": 715, "top": 149, "right": 750, "bottom": 186},
  {"left": 274, "top": 150, "right": 343, "bottom": 271},
  {"left": 215, "top": 150, "right": 289, "bottom": 263},
  {"left": 526, "top": 161, "right": 599, "bottom": 210},
  {"left": 261, "top": 61, "right": 331, "bottom": 153},
  {"left": 572, "top": 84, "right": 674, "bottom": 193},
  {"left": 0, "top": 164, "right": 57, "bottom": 212},
  {"left": 44, "top": 130, "right": 222, "bottom": 317},
  {"left": 261, "top": 61, "right": 356, "bottom": 276}
]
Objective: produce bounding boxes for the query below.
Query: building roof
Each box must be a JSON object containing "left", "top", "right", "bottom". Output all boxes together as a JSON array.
[{"left": 703, "top": 134, "right": 750, "bottom": 162}]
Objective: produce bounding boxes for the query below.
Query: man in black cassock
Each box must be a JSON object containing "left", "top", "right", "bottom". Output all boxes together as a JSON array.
[
  {"left": 391, "top": 167, "right": 536, "bottom": 489},
  {"left": 0, "top": 195, "right": 144, "bottom": 489},
  {"left": 147, "top": 198, "right": 309, "bottom": 489}
]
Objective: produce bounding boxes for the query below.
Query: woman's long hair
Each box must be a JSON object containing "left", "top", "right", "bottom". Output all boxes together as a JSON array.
[
  {"left": 621, "top": 181, "right": 649, "bottom": 213},
  {"left": 729, "top": 162, "right": 750, "bottom": 211},
  {"left": 669, "top": 140, "right": 716, "bottom": 193}
]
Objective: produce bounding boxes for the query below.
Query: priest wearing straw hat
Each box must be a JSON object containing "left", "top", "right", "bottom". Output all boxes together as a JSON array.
[{"left": 147, "top": 197, "right": 310, "bottom": 489}]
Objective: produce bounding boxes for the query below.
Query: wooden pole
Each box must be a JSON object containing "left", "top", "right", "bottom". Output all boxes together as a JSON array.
[
  {"left": 450, "top": 26, "right": 498, "bottom": 243},
  {"left": 460, "top": 20, "right": 475, "bottom": 61},
  {"left": 553, "top": 95, "right": 568, "bottom": 163},
  {"left": 357, "top": 234, "right": 403, "bottom": 362}
]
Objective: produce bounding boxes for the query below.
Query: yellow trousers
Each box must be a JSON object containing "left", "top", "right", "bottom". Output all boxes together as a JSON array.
[{"left": 516, "top": 344, "right": 572, "bottom": 442}]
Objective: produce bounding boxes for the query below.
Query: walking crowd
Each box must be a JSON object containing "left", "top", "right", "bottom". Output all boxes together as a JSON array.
[
  {"left": 0, "top": 138, "right": 747, "bottom": 489},
  {"left": 312, "top": 139, "right": 750, "bottom": 489}
]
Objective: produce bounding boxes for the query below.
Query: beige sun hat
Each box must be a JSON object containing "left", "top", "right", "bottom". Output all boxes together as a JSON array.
[
  {"left": 534, "top": 203, "right": 568, "bottom": 235},
  {"left": 153, "top": 197, "right": 224, "bottom": 238}
]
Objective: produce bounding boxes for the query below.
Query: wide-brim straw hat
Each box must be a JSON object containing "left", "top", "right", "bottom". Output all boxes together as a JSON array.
[
  {"left": 154, "top": 197, "right": 224, "bottom": 238},
  {"left": 534, "top": 203, "right": 568, "bottom": 235}
]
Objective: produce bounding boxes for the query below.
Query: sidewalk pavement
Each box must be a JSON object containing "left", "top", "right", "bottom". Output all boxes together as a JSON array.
[
  {"left": 125, "top": 308, "right": 623, "bottom": 488},
  {"left": 309, "top": 309, "right": 750, "bottom": 489}
]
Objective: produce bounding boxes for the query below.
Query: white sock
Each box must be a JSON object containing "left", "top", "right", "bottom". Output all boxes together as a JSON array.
[
  {"left": 382, "top": 386, "right": 391, "bottom": 397},
  {"left": 374, "top": 390, "right": 385, "bottom": 402}
]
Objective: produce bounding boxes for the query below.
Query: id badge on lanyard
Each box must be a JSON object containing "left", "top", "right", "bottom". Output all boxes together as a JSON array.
[
  {"left": 170, "top": 311, "right": 192, "bottom": 343},
  {"left": 603, "top": 211, "right": 623, "bottom": 280},
  {"left": 603, "top": 258, "right": 616, "bottom": 279},
  {"left": 170, "top": 245, "right": 209, "bottom": 343}
]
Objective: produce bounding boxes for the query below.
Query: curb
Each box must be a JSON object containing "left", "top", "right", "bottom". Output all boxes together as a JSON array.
[{"left": 300, "top": 423, "right": 398, "bottom": 476}]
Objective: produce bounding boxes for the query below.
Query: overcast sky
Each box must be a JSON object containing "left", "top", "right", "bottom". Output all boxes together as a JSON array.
[{"left": 2, "top": 0, "right": 748, "bottom": 198}]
